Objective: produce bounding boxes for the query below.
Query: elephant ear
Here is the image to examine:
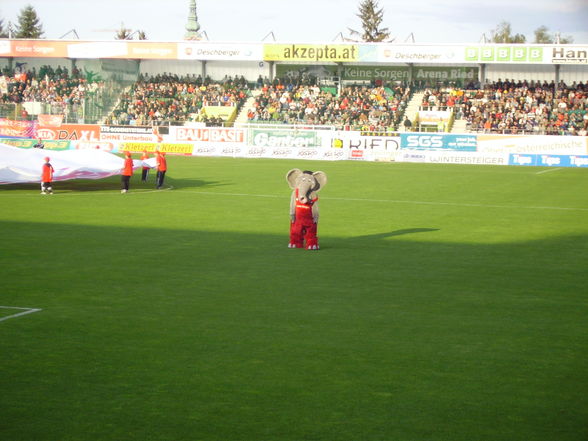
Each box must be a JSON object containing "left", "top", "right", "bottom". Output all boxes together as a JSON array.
[
  {"left": 286, "top": 169, "right": 303, "bottom": 189},
  {"left": 313, "top": 171, "right": 327, "bottom": 191}
]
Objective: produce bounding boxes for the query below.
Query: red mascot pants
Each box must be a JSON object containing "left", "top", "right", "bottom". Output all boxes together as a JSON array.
[{"left": 289, "top": 199, "right": 319, "bottom": 249}]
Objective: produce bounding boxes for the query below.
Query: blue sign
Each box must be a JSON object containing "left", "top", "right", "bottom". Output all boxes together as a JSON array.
[
  {"left": 509, "top": 154, "right": 537, "bottom": 166},
  {"left": 569, "top": 155, "right": 588, "bottom": 167},
  {"left": 537, "top": 155, "right": 571, "bottom": 167},
  {"left": 400, "top": 134, "right": 477, "bottom": 151},
  {"left": 509, "top": 154, "right": 588, "bottom": 167}
]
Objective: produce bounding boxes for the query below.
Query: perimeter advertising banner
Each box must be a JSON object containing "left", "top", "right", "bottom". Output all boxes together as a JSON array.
[
  {"left": 263, "top": 44, "right": 359, "bottom": 62},
  {"left": 100, "top": 125, "right": 158, "bottom": 143},
  {"left": 477, "top": 135, "right": 587, "bottom": 155},
  {"left": 330, "top": 131, "right": 400, "bottom": 151},
  {"left": 400, "top": 134, "right": 477, "bottom": 151},
  {"left": 248, "top": 129, "right": 321, "bottom": 148},
  {"left": 119, "top": 142, "right": 193, "bottom": 155},
  {"left": 509, "top": 154, "right": 588, "bottom": 167},
  {"left": 397, "top": 150, "right": 508, "bottom": 165},
  {"left": 177, "top": 42, "right": 263, "bottom": 60},
  {"left": 275, "top": 64, "right": 478, "bottom": 83},
  {"left": 463, "top": 45, "right": 588, "bottom": 65},
  {"left": 171, "top": 127, "right": 246, "bottom": 144},
  {"left": 36, "top": 124, "right": 101, "bottom": 141},
  {"left": 0, "top": 137, "right": 70, "bottom": 150},
  {"left": 1, "top": 40, "right": 586, "bottom": 65},
  {"left": 376, "top": 44, "right": 467, "bottom": 64},
  {"left": 0, "top": 119, "right": 37, "bottom": 138}
]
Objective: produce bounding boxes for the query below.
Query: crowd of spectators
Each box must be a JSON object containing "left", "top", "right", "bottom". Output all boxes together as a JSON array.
[
  {"left": 247, "top": 77, "right": 411, "bottom": 131},
  {"left": 0, "top": 65, "right": 104, "bottom": 119},
  {"left": 105, "top": 73, "right": 250, "bottom": 126},
  {"left": 459, "top": 80, "right": 587, "bottom": 135},
  {"left": 416, "top": 80, "right": 588, "bottom": 135},
  {"left": 2, "top": 66, "right": 587, "bottom": 136}
]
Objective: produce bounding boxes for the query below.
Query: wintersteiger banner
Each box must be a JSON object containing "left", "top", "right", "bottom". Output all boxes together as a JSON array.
[{"left": 263, "top": 44, "right": 358, "bottom": 62}]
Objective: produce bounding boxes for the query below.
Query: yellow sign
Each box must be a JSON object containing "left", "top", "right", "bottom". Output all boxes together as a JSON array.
[
  {"left": 201, "top": 106, "right": 237, "bottom": 121},
  {"left": 121, "top": 142, "right": 194, "bottom": 154},
  {"left": 264, "top": 44, "right": 358, "bottom": 62}
]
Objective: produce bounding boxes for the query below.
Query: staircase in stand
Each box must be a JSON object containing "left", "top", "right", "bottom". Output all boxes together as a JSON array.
[{"left": 399, "top": 91, "right": 425, "bottom": 132}]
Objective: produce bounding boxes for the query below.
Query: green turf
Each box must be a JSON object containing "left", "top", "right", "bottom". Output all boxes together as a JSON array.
[{"left": 1, "top": 157, "right": 587, "bottom": 441}]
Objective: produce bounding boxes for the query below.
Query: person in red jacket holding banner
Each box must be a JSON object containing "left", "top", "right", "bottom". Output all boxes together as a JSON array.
[
  {"left": 41, "top": 156, "right": 54, "bottom": 194},
  {"left": 155, "top": 150, "right": 167, "bottom": 189},
  {"left": 141, "top": 150, "right": 150, "bottom": 182},
  {"left": 121, "top": 151, "right": 133, "bottom": 194}
]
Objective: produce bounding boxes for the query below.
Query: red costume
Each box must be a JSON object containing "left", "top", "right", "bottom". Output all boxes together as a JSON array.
[
  {"left": 41, "top": 157, "right": 54, "bottom": 194},
  {"left": 121, "top": 152, "right": 133, "bottom": 193},
  {"left": 289, "top": 188, "right": 319, "bottom": 249},
  {"left": 141, "top": 151, "right": 150, "bottom": 182}
]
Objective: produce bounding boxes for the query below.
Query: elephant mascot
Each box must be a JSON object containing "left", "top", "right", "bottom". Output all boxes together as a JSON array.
[{"left": 286, "top": 169, "right": 327, "bottom": 250}]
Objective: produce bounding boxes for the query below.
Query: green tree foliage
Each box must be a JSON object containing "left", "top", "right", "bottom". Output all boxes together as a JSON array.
[
  {"left": 490, "top": 21, "right": 526, "bottom": 43},
  {"left": 533, "top": 25, "right": 574, "bottom": 44},
  {"left": 349, "top": 0, "right": 391, "bottom": 42},
  {"left": 115, "top": 23, "right": 133, "bottom": 40},
  {"left": 15, "top": 5, "right": 44, "bottom": 39},
  {"left": 115, "top": 23, "right": 147, "bottom": 40},
  {"left": 0, "top": 19, "right": 8, "bottom": 38},
  {"left": 489, "top": 21, "right": 574, "bottom": 44}
]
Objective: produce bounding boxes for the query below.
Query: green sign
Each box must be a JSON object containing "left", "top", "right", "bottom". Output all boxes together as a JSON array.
[
  {"left": 276, "top": 65, "right": 478, "bottom": 82},
  {"left": 249, "top": 129, "right": 319, "bottom": 148},
  {"left": 465, "top": 46, "right": 544, "bottom": 63},
  {"left": 0, "top": 138, "right": 70, "bottom": 150}
]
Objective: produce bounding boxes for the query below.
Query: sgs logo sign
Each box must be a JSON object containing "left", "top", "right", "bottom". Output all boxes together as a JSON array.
[{"left": 405, "top": 135, "right": 444, "bottom": 149}]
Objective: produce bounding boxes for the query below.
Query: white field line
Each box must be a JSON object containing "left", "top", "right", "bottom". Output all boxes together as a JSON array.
[
  {"left": 187, "top": 191, "right": 588, "bottom": 212},
  {"left": 2, "top": 186, "right": 586, "bottom": 212},
  {"left": 536, "top": 167, "right": 563, "bottom": 175},
  {"left": 0, "top": 306, "right": 42, "bottom": 323}
]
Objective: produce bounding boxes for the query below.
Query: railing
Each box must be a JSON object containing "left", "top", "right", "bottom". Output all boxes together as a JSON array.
[{"left": 235, "top": 122, "right": 336, "bottom": 131}]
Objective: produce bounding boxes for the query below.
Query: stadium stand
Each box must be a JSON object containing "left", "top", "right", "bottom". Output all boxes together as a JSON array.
[
  {"left": 104, "top": 73, "right": 250, "bottom": 126},
  {"left": 246, "top": 78, "right": 411, "bottom": 131},
  {"left": 1, "top": 64, "right": 587, "bottom": 135},
  {"left": 460, "top": 80, "right": 588, "bottom": 135}
]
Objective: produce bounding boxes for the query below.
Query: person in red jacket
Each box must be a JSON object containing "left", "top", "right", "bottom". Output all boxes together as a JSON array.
[
  {"left": 140, "top": 150, "right": 150, "bottom": 182},
  {"left": 121, "top": 151, "right": 133, "bottom": 193},
  {"left": 155, "top": 150, "right": 167, "bottom": 189},
  {"left": 41, "top": 156, "right": 54, "bottom": 194}
]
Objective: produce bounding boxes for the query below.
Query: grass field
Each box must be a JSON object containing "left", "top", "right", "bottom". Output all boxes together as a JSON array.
[{"left": 1, "top": 156, "right": 587, "bottom": 441}]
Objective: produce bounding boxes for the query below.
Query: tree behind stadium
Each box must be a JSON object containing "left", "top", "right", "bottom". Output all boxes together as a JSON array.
[
  {"left": 490, "top": 21, "right": 574, "bottom": 44},
  {"left": 0, "top": 19, "right": 8, "bottom": 38},
  {"left": 349, "top": 0, "right": 391, "bottom": 42},
  {"left": 15, "top": 5, "right": 44, "bottom": 39}
]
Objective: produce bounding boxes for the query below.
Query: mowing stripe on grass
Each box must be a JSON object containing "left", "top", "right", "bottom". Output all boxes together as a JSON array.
[
  {"left": 186, "top": 191, "right": 588, "bottom": 212},
  {"left": 0, "top": 186, "right": 174, "bottom": 197},
  {"left": 0, "top": 306, "right": 42, "bottom": 323},
  {"left": 536, "top": 167, "right": 563, "bottom": 175}
]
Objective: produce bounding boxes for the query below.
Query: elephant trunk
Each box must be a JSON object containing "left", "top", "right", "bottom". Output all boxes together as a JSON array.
[{"left": 297, "top": 182, "right": 314, "bottom": 204}]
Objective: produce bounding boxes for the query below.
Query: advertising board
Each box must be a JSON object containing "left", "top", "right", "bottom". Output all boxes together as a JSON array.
[
  {"left": 400, "top": 134, "right": 477, "bottom": 151},
  {"left": 478, "top": 135, "right": 586, "bottom": 155},
  {"left": 248, "top": 129, "right": 320, "bottom": 148},
  {"left": 397, "top": 150, "right": 508, "bottom": 165}
]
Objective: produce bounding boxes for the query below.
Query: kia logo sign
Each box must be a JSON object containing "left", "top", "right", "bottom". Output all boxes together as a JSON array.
[{"left": 37, "top": 129, "right": 56, "bottom": 139}]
